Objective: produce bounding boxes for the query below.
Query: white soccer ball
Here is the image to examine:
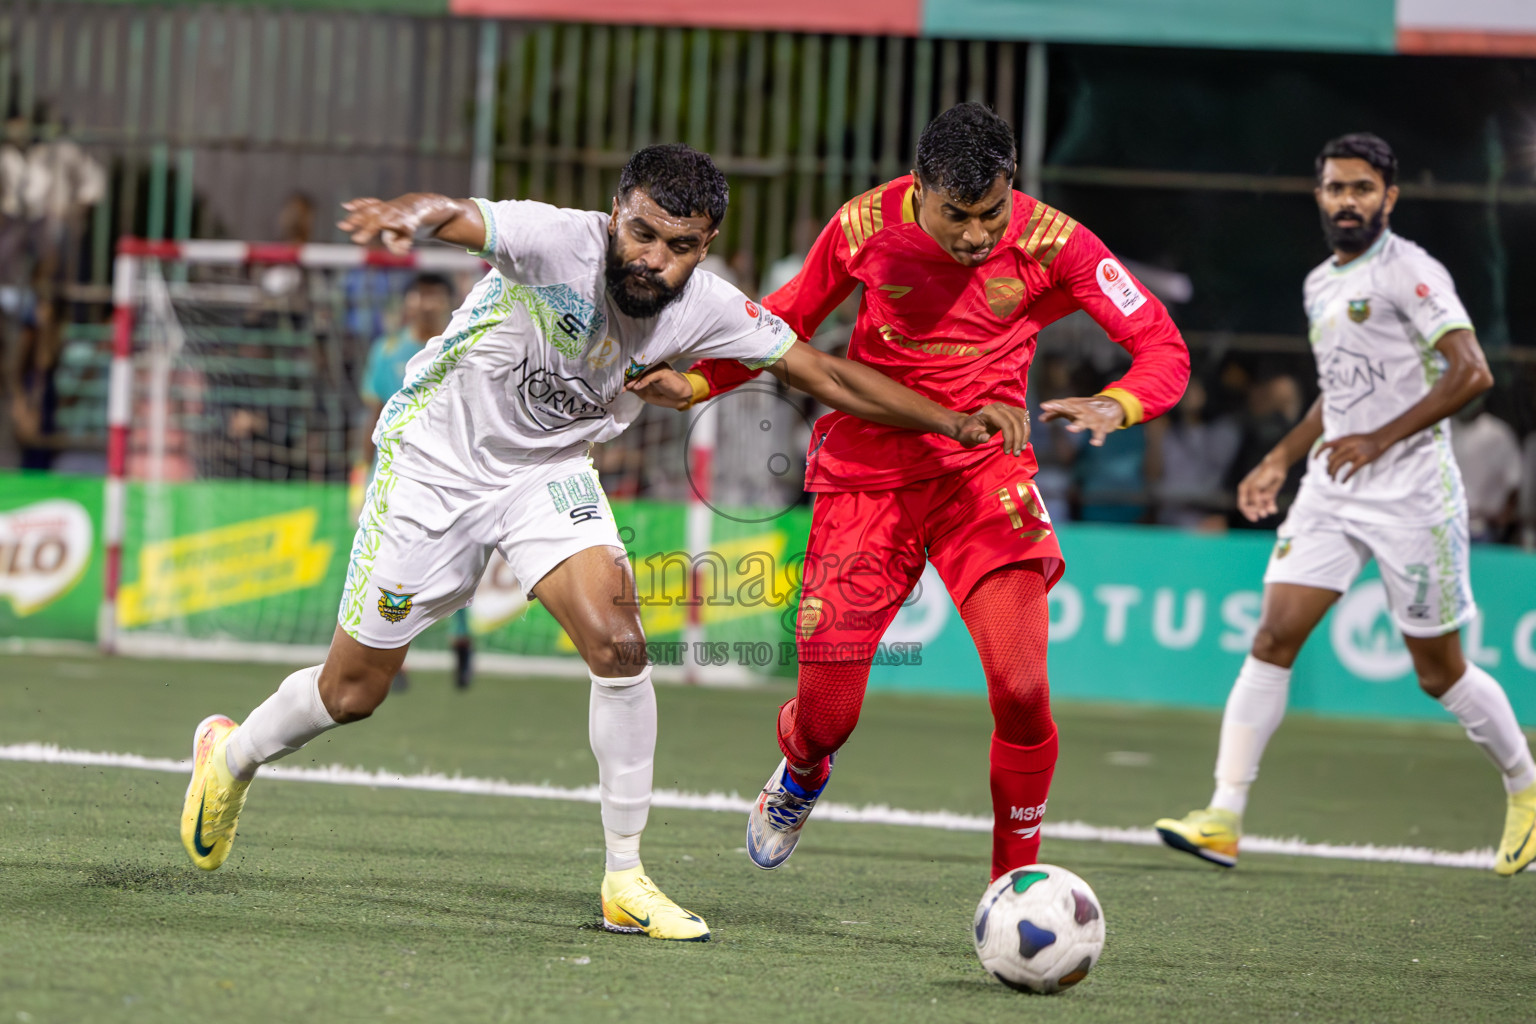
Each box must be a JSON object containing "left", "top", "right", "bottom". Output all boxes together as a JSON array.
[{"left": 972, "top": 863, "right": 1105, "bottom": 994}]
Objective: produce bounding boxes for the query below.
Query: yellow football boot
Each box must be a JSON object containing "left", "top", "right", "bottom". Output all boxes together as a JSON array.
[
  {"left": 1495, "top": 781, "right": 1536, "bottom": 877},
  {"left": 600, "top": 866, "right": 711, "bottom": 941},
  {"left": 180, "top": 715, "right": 251, "bottom": 871},
  {"left": 1154, "top": 807, "right": 1241, "bottom": 868}
]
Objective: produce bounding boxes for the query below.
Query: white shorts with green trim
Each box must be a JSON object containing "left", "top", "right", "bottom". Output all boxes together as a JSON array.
[
  {"left": 1263, "top": 503, "right": 1476, "bottom": 639},
  {"left": 338, "top": 448, "right": 623, "bottom": 649}
]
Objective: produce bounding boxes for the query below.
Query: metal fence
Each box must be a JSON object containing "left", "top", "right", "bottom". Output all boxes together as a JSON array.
[{"left": 0, "top": 3, "right": 1050, "bottom": 298}]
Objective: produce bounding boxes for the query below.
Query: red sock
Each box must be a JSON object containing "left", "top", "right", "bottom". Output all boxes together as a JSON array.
[
  {"left": 777, "top": 699, "right": 831, "bottom": 791},
  {"left": 989, "top": 728, "right": 1058, "bottom": 881},
  {"left": 775, "top": 661, "right": 870, "bottom": 792}
]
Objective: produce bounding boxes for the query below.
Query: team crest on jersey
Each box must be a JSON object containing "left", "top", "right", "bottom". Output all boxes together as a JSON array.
[
  {"left": 1347, "top": 298, "right": 1371, "bottom": 323},
  {"left": 985, "top": 277, "right": 1026, "bottom": 318},
  {"left": 797, "top": 597, "right": 826, "bottom": 639},
  {"left": 623, "top": 357, "right": 649, "bottom": 383},
  {"left": 378, "top": 588, "right": 415, "bottom": 623}
]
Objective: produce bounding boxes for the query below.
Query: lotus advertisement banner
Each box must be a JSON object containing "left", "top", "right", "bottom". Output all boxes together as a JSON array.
[{"left": 872, "top": 522, "right": 1536, "bottom": 723}]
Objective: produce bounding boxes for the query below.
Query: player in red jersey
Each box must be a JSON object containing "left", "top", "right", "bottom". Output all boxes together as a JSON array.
[{"left": 631, "top": 104, "right": 1189, "bottom": 879}]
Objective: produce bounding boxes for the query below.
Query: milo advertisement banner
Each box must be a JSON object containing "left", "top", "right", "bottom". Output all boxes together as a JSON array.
[
  {"left": 4, "top": 470, "right": 1535, "bottom": 724},
  {"left": 0, "top": 473, "right": 101, "bottom": 643}
]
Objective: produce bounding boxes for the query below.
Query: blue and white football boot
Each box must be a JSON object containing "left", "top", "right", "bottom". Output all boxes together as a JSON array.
[{"left": 745, "top": 755, "right": 834, "bottom": 869}]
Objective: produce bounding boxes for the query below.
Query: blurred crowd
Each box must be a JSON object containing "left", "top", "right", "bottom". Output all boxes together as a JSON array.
[{"left": 0, "top": 99, "right": 105, "bottom": 475}]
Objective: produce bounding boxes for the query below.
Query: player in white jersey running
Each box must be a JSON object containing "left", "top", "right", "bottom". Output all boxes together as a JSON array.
[
  {"left": 175, "top": 145, "right": 1031, "bottom": 939},
  {"left": 1155, "top": 133, "right": 1536, "bottom": 876}
]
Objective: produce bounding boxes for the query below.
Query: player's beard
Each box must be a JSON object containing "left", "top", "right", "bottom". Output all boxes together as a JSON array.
[
  {"left": 604, "top": 241, "right": 683, "bottom": 318},
  {"left": 1321, "top": 205, "right": 1385, "bottom": 254}
]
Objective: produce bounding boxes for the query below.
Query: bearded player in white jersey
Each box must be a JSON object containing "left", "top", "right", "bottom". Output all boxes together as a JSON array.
[
  {"left": 174, "top": 144, "right": 1030, "bottom": 939},
  {"left": 1155, "top": 133, "right": 1536, "bottom": 876}
]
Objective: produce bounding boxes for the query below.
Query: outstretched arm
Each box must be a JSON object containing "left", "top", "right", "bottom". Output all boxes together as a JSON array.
[
  {"left": 1037, "top": 218, "right": 1190, "bottom": 446},
  {"left": 338, "top": 193, "right": 487, "bottom": 254},
  {"left": 762, "top": 342, "right": 1030, "bottom": 453}
]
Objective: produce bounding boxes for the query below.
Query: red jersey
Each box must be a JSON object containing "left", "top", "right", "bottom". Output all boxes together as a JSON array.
[{"left": 687, "top": 175, "right": 1190, "bottom": 492}]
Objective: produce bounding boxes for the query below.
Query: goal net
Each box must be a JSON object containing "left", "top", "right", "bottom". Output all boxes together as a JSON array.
[{"left": 103, "top": 240, "right": 809, "bottom": 679}]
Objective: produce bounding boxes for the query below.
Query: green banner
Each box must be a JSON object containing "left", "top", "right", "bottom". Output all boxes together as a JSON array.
[
  {"left": 870, "top": 522, "right": 1536, "bottom": 723},
  {"left": 920, "top": 0, "right": 1396, "bottom": 51},
  {"left": 10, "top": 471, "right": 1536, "bottom": 725},
  {"left": 0, "top": 472, "right": 102, "bottom": 643}
]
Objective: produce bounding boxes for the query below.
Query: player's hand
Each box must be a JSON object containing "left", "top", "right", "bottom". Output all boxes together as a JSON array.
[
  {"left": 1236, "top": 453, "right": 1287, "bottom": 522},
  {"left": 338, "top": 197, "right": 422, "bottom": 255},
  {"left": 623, "top": 362, "right": 694, "bottom": 410},
  {"left": 1316, "top": 431, "right": 1386, "bottom": 483},
  {"left": 956, "top": 403, "right": 1030, "bottom": 454},
  {"left": 1038, "top": 395, "right": 1125, "bottom": 447}
]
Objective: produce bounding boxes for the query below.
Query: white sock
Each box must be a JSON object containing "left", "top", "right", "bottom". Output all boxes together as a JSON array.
[
  {"left": 1209, "top": 656, "right": 1292, "bottom": 818},
  {"left": 589, "top": 665, "right": 656, "bottom": 873},
  {"left": 226, "top": 666, "right": 339, "bottom": 780},
  {"left": 1437, "top": 663, "right": 1536, "bottom": 794}
]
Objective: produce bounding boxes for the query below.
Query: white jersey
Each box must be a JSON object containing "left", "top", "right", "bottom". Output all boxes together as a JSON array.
[
  {"left": 372, "top": 198, "right": 795, "bottom": 487},
  {"left": 1293, "top": 230, "right": 1473, "bottom": 526}
]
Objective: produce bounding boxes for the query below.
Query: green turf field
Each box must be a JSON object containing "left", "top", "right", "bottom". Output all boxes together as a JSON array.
[{"left": 2, "top": 653, "right": 1534, "bottom": 1023}]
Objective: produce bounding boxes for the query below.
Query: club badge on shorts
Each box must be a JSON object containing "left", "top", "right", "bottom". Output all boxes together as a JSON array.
[{"left": 378, "top": 588, "right": 415, "bottom": 623}]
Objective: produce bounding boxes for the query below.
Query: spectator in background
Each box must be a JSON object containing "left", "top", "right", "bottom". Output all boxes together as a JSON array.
[
  {"left": 1451, "top": 399, "right": 1521, "bottom": 543},
  {"left": 9, "top": 293, "right": 63, "bottom": 470},
  {"left": 1520, "top": 434, "right": 1536, "bottom": 551},
  {"left": 355, "top": 273, "right": 474, "bottom": 690},
  {"left": 1227, "top": 372, "right": 1304, "bottom": 529},
  {"left": 1148, "top": 377, "right": 1242, "bottom": 529},
  {"left": 1028, "top": 353, "right": 1080, "bottom": 520}
]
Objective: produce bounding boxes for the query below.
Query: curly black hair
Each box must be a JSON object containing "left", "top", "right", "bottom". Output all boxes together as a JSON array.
[
  {"left": 1315, "top": 133, "right": 1397, "bottom": 188},
  {"left": 616, "top": 143, "right": 730, "bottom": 229},
  {"left": 914, "top": 102, "right": 1017, "bottom": 205}
]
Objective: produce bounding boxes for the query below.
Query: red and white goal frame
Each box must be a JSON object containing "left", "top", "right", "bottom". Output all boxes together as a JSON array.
[{"left": 100, "top": 238, "right": 491, "bottom": 655}]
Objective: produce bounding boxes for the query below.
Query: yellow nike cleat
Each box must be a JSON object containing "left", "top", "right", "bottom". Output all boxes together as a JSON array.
[
  {"left": 1154, "top": 807, "right": 1241, "bottom": 868},
  {"left": 179, "top": 714, "right": 251, "bottom": 871},
  {"left": 600, "top": 866, "right": 711, "bottom": 941},
  {"left": 1495, "top": 781, "right": 1536, "bottom": 877}
]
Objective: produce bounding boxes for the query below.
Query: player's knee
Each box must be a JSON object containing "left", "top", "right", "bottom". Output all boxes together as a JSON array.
[
  {"left": 584, "top": 628, "right": 648, "bottom": 678},
  {"left": 1414, "top": 659, "right": 1460, "bottom": 698},
  {"left": 319, "top": 665, "right": 392, "bottom": 723},
  {"left": 1250, "top": 626, "right": 1302, "bottom": 667}
]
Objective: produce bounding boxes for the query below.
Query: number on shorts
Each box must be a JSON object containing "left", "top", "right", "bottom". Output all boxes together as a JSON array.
[{"left": 1406, "top": 563, "right": 1430, "bottom": 606}]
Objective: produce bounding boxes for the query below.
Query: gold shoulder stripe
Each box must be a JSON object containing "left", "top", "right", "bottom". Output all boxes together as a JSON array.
[
  {"left": 900, "top": 181, "right": 918, "bottom": 223},
  {"left": 838, "top": 180, "right": 907, "bottom": 255},
  {"left": 1017, "top": 202, "right": 1079, "bottom": 268}
]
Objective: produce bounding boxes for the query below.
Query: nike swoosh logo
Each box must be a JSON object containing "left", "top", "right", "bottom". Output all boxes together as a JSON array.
[
  {"left": 626, "top": 910, "right": 650, "bottom": 928},
  {"left": 1012, "top": 825, "right": 1041, "bottom": 839},
  {"left": 1198, "top": 827, "right": 1226, "bottom": 837},
  {"left": 192, "top": 785, "right": 216, "bottom": 857},
  {"left": 1509, "top": 823, "right": 1534, "bottom": 862}
]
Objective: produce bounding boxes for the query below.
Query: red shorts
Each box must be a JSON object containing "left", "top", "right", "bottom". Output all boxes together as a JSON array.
[{"left": 794, "top": 446, "right": 1064, "bottom": 663}]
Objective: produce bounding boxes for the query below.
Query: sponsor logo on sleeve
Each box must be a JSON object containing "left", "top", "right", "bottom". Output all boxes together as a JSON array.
[
  {"left": 1095, "top": 259, "right": 1146, "bottom": 316},
  {"left": 1415, "top": 283, "right": 1431, "bottom": 298},
  {"left": 745, "top": 300, "right": 760, "bottom": 318}
]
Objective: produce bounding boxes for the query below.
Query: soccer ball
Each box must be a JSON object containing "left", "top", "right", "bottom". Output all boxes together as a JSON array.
[{"left": 972, "top": 863, "right": 1105, "bottom": 993}]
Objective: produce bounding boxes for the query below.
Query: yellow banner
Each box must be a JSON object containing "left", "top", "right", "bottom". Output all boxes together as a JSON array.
[{"left": 118, "top": 508, "right": 333, "bottom": 628}]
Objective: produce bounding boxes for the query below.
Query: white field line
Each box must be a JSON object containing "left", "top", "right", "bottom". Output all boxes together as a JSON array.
[{"left": 0, "top": 743, "right": 1494, "bottom": 871}]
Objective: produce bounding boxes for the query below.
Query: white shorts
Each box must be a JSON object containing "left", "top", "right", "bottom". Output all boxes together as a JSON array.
[
  {"left": 338, "top": 449, "right": 623, "bottom": 648},
  {"left": 1263, "top": 504, "right": 1476, "bottom": 638}
]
